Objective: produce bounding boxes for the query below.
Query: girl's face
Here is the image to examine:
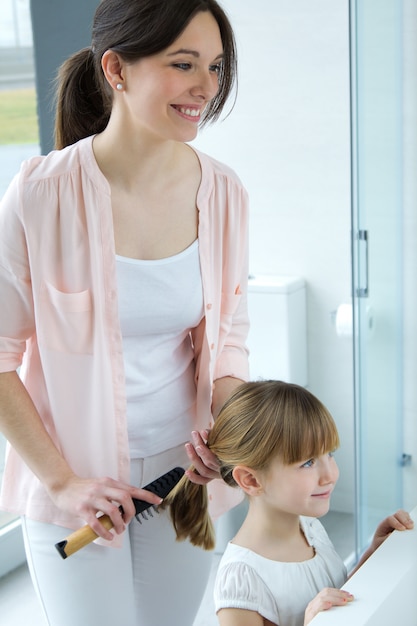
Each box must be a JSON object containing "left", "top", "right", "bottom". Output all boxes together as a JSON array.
[
  {"left": 260, "top": 451, "right": 340, "bottom": 519},
  {"left": 119, "top": 11, "right": 223, "bottom": 143}
]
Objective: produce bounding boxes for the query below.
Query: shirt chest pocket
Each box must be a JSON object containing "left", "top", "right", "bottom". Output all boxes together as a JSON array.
[{"left": 39, "top": 281, "right": 94, "bottom": 354}]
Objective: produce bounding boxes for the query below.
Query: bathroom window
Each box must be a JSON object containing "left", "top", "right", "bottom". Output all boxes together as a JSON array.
[{"left": 0, "top": 0, "right": 40, "bottom": 574}]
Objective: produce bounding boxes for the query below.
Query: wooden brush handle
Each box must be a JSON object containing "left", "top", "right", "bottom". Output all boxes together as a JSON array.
[
  {"left": 55, "top": 514, "right": 114, "bottom": 559},
  {"left": 55, "top": 466, "right": 184, "bottom": 560}
]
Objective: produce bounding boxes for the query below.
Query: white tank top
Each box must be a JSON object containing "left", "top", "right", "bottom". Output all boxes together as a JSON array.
[{"left": 116, "top": 240, "right": 204, "bottom": 458}]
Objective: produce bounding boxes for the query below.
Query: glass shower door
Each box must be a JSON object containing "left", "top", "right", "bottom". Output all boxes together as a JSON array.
[{"left": 350, "top": 0, "right": 404, "bottom": 554}]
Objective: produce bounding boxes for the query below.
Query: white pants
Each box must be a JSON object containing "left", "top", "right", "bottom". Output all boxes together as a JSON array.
[{"left": 22, "top": 445, "right": 213, "bottom": 626}]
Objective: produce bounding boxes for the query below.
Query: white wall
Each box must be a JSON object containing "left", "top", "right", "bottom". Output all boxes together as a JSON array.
[{"left": 192, "top": 0, "right": 354, "bottom": 513}]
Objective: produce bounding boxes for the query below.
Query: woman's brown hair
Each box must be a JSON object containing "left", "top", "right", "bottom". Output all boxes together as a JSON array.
[{"left": 54, "top": 0, "right": 237, "bottom": 149}]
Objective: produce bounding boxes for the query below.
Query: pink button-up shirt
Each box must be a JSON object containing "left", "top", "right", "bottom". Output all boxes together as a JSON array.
[{"left": 0, "top": 136, "right": 249, "bottom": 529}]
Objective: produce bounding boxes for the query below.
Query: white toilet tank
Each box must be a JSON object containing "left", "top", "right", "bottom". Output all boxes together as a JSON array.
[{"left": 247, "top": 274, "right": 308, "bottom": 387}]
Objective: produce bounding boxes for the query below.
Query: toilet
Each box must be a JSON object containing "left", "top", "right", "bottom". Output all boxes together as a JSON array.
[
  {"left": 214, "top": 274, "right": 308, "bottom": 552},
  {"left": 247, "top": 274, "right": 308, "bottom": 386}
]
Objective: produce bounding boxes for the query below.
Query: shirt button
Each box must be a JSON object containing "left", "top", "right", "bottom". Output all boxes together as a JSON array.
[
  {"left": 210, "top": 343, "right": 215, "bottom": 350},
  {"left": 206, "top": 303, "right": 212, "bottom": 310}
]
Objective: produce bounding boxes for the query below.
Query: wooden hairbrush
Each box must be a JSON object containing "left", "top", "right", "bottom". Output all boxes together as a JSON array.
[{"left": 55, "top": 466, "right": 184, "bottom": 559}]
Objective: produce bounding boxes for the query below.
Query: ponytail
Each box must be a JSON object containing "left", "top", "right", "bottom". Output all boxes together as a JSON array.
[
  {"left": 163, "top": 466, "right": 216, "bottom": 550},
  {"left": 54, "top": 48, "right": 111, "bottom": 149}
]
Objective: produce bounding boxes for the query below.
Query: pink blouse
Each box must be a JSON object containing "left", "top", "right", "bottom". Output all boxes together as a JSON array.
[{"left": 0, "top": 136, "right": 249, "bottom": 530}]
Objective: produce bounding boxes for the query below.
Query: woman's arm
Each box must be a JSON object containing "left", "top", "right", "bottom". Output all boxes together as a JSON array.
[
  {"left": 0, "top": 371, "right": 162, "bottom": 537},
  {"left": 187, "top": 176, "right": 250, "bottom": 485},
  {"left": 185, "top": 376, "right": 244, "bottom": 485},
  {"left": 211, "top": 376, "right": 244, "bottom": 419}
]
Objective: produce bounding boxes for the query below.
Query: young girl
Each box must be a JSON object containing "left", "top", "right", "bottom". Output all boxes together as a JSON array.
[
  {"left": 0, "top": 1, "right": 249, "bottom": 624},
  {"left": 166, "top": 380, "right": 414, "bottom": 625}
]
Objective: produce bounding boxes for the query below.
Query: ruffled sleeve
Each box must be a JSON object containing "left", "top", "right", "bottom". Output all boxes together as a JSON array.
[{"left": 214, "top": 561, "right": 279, "bottom": 624}]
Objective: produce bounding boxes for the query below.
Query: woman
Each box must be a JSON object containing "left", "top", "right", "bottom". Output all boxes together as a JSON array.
[{"left": 0, "top": 1, "right": 249, "bottom": 624}]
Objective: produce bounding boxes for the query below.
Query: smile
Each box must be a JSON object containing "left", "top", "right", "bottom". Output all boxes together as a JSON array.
[
  {"left": 180, "top": 107, "right": 200, "bottom": 117},
  {"left": 172, "top": 105, "right": 202, "bottom": 120},
  {"left": 312, "top": 490, "right": 332, "bottom": 498}
]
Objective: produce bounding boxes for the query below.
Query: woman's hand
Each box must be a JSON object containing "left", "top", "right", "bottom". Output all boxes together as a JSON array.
[
  {"left": 304, "top": 588, "right": 354, "bottom": 625},
  {"left": 0, "top": 372, "right": 162, "bottom": 540},
  {"left": 184, "top": 429, "right": 220, "bottom": 485},
  {"left": 49, "top": 474, "right": 163, "bottom": 541},
  {"left": 184, "top": 376, "right": 245, "bottom": 485}
]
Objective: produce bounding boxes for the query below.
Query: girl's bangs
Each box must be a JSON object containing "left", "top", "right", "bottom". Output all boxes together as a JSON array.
[{"left": 284, "top": 409, "right": 340, "bottom": 464}]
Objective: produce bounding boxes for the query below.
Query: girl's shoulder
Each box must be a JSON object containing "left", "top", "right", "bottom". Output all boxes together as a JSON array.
[
  {"left": 214, "top": 552, "right": 278, "bottom": 623},
  {"left": 218, "top": 541, "right": 282, "bottom": 572},
  {"left": 300, "top": 516, "right": 333, "bottom": 547}
]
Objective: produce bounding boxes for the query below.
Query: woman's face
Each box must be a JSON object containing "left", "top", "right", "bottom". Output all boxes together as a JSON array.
[{"left": 118, "top": 10, "right": 224, "bottom": 143}]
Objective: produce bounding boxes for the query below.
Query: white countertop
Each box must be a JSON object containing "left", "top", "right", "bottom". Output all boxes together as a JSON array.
[{"left": 310, "top": 504, "right": 417, "bottom": 625}]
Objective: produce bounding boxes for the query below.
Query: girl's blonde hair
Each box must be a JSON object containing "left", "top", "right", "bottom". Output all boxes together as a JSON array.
[{"left": 165, "top": 380, "right": 340, "bottom": 550}]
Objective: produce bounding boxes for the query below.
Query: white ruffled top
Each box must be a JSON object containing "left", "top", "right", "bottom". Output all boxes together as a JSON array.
[{"left": 214, "top": 516, "right": 347, "bottom": 626}]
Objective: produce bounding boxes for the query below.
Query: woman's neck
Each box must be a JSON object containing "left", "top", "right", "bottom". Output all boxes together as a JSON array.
[
  {"left": 92, "top": 122, "right": 201, "bottom": 261},
  {"left": 93, "top": 128, "right": 180, "bottom": 190}
]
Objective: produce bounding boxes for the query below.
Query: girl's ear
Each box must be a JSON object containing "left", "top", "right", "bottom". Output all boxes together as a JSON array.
[
  {"left": 101, "top": 50, "right": 125, "bottom": 91},
  {"left": 232, "top": 466, "right": 263, "bottom": 496}
]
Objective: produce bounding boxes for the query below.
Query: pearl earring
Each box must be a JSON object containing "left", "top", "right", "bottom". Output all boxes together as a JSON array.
[{"left": 116, "top": 83, "right": 123, "bottom": 91}]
